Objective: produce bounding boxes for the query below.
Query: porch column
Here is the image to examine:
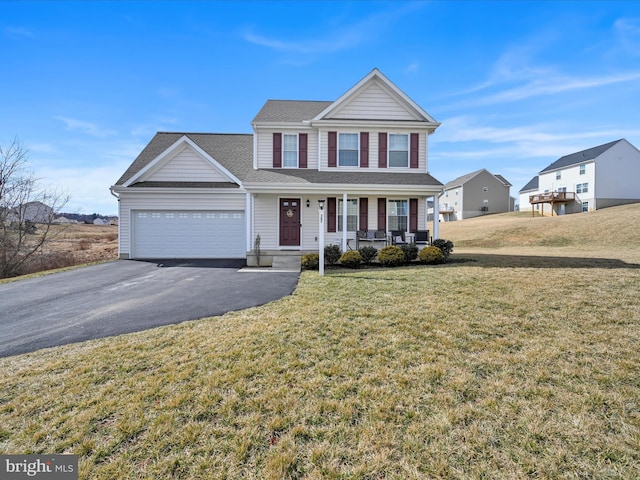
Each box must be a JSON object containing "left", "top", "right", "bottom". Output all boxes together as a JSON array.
[
  {"left": 245, "top": 192, "right": 253, "bottom": 253},
  {"left": 433, "top": 195, "right": 440, "bottom": 240},
  {"left": 342, "top": 193, "right": 348, "bottom": 252}
]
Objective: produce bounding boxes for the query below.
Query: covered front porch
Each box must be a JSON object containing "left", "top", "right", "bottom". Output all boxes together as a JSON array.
[{"left": 245, "top": 187, "right": 443, "bottom": 267}]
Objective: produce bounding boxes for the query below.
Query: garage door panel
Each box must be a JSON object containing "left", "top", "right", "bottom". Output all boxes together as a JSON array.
[{"left": 133, "top": 210, "right": 245, "bottom": 259}]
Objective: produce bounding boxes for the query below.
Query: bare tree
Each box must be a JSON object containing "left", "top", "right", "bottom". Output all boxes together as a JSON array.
[{"left": 0, "top": 138, "right": 68, "bottom": 278}]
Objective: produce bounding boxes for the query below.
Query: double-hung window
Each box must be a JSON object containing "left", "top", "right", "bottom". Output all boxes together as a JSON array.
[
  {"left": 579, "top": 164, "right": 586, "bottom": 175},
  {"left": 388, "top": 199, "right": 408, "bottom": 231},
  {"left": 283, "top": 134, "right": 298, "bottom": 168},
  {"left": 338, "top": 133, "right": 358, "bottom": 166},
  {"left": 389, "top": 134, "right": 409, "bottom": 167},
  {"left": 576, "top": 183, "right": 589, "bottom": 194},
  {"left": 338, "top": 199, "right": 358, "bottom": 232}
]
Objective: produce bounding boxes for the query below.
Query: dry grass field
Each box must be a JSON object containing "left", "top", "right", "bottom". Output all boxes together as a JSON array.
[
  {"left": 3, "top": 223, "right": 119, "bottom": 278},
  {"left": 0, "top": 204, "right": 639, "bottom": 478},
  {"left": 44, "top": 223, "right": 119, "bottom": 264}
]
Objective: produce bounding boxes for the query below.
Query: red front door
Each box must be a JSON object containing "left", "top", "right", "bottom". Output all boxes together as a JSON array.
[{"left": 280, "top": 198, "right": 301, "bottom": 246}]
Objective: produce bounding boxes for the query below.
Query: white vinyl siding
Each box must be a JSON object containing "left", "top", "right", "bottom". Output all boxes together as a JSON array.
[
  {"left": 145, "top": 145, "right": 232, "bottom": 182},
  {"left": 255, "top": 129, "right": 318, "bottom": 169},
  {"left": 325, "top": 80, "right": 422, "bottom": 121},
  {"left": 318, "top": 129, "right": 427, "bottom": 171}
]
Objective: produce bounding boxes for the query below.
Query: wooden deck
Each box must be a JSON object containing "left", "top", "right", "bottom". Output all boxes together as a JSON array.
[
  {"left": 529, "top": 192, "right": 576, "bottom": 216},
  {"left": 529, "top": 192, "right": 576, "bottom": 204}
]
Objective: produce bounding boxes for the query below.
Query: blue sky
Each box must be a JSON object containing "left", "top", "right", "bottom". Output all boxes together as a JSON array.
[{"left": 2, "top": 0, "right": 639, "bottom": 215}]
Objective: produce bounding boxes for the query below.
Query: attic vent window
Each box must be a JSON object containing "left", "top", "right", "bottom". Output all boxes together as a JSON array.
[{"left": 483, "top": 187, "right": 488, "bottom": 192}]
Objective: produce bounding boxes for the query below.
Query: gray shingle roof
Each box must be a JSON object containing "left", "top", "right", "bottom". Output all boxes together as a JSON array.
[
  {"left": 115, "top": 132, "right": 443, "bottom": 188},
  {"left": 519, "top": 176, "right": 539, "bottom": 193},
  {"left": 252, "top": 100, "right": 333, "bottom": 124},
  {"left": 494, "top": 174, "right": 512, "bottom": 187},
  {"left": 539, "top": 139, "right": 623, "bottom": 173},
  {"left": 443, "top": 169, "right": 485, "bottom": 189}
]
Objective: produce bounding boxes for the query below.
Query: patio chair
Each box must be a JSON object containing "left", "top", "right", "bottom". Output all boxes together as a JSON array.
[
  {"left": 374, "top": 229, "right": 388, "bottom": 246},
  {"left": 415, "top": 230, "right": 430, "bottom": 246},
  {"left": 391, "top": 230, "right": 407, "bottom": 246},
  {"left": 357, "top": 230, "right": 375, "bottom": 249}
]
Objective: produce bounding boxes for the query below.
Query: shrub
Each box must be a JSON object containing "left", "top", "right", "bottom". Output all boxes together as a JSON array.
[
  {"left": 324, "top": 245, "right": 342, "bottom": 265},
  {"left": 432, "top": 238, "right": 454, "bottom": 261},
  {"left": 339, "top": 250, "right": 362, "bottom": 269},
  {"left": 400, "top": 243, "right": 419, "bottom": 263},
  {"left": 377, "top": 245, "right": 405, "bottom": 267},
  {"left": 301, "top": 253, "right": 319, "bottom": 270},
  {"left": 419, "top": 246, "right": 444, "bottom": 265},
  {"left": 358, "top": 246, "right": 378, "bottom": 265}
]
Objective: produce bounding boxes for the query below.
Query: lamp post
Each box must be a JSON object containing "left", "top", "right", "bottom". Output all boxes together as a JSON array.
[{"left": 318, "top": 199, "right": 325, "bottom": 276}]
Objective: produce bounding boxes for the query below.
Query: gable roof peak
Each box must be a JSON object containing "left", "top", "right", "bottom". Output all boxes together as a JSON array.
[{"left": 312, "top": 68, "right": 439, "bottom": 125}]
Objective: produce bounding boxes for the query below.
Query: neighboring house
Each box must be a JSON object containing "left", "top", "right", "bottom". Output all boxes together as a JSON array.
[
  {"left": 93, "top": 218, "right": 110, "bottom": 225},
  {"left": 517, "top": 176, "right": 539, "bottom": 212},
  {"left": 438, "top": 169, "right": 512, "bottom": 221},
  {"left": 111, "top": 69, "right": 444, "bottom": 265},
  {"left": 5, "top": 201, "right": 55, "bottom": 224},
  {"left": 520, "top": 139, "right": 640, "bottom": 216}
]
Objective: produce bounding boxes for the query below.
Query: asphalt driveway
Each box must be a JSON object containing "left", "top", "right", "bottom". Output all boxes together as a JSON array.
[{"left": 0, "top": 260, "right": 300, "bottom": 358}]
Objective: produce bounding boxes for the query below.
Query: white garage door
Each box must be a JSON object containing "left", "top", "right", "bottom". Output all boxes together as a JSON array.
[{"left": 133, "top": 210, "right": 245, "bottom": 259}]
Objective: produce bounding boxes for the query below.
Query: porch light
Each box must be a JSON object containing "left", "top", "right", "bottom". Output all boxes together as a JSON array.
[
  {"left": 306, "top": 199, "right": 310, "bottom": 208},
  {"left": 318, "top": 199, "right": 325, "bottom": 210}
]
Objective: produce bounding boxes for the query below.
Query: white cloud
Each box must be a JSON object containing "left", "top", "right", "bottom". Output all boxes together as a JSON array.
[
  {"left": 243, "top": 2, "right": 424, "bottom": 55},
  {"left": 54, "top": 116, "right": 118, "bottom": 138}
]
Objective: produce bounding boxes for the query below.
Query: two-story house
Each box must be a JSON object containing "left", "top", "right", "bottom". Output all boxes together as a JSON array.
[
  {"left": 438, "top": 169, "right": 512, "bottom": 221},
  {"left": 111, "top": 69, "right": 444, "bottom": 265},
  {"left": 519, "top": 139, "right": 640, "bottom": 215}
]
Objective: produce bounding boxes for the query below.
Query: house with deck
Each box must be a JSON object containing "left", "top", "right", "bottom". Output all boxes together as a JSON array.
[
  {"left": 111, "top": 69, "right": 444, "bottom": 265},
  {"left": 519, "top": 139, "right": 640, "bottom": 216}
]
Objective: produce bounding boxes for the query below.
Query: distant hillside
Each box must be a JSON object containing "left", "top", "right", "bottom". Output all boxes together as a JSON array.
[{"left": 438, "top": 203, "right": 640, "bottom": 249}]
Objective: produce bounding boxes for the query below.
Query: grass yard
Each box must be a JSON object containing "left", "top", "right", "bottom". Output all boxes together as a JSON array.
[{"left": 1, "top": 205, "right": 639, "bottom": 478}]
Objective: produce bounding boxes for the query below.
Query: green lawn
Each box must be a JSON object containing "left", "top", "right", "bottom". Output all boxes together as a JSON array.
[{"left": 1, "top": 246, "right": 639, "bottom": 478}]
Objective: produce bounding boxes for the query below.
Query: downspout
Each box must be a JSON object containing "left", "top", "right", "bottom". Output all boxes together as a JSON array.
[{"left": 433, "top": 194, "right": 440, "bottom": 240}]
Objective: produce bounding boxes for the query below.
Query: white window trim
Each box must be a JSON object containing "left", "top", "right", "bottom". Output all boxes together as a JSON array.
[
  {"left": 338, "top": 198, "right": 358, "bottom": 232},
  {"left": 338, "top": 132, "right": 359, "bottom": 167},
  {"left": 388, "top": 132, "right": 410, "bottom": 168},
  {"left": 387, "top": 198, "right": 409, "bottom": 232},
  {"left": 282, "top": 133, "right": 299, "bottom": 169}
]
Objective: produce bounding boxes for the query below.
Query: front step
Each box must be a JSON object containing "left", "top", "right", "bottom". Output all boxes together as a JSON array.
[{"left": 271, "top": 255, "right": 301, "bottom": 271}]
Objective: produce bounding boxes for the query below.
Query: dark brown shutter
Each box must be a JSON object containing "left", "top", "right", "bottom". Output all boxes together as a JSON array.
[
  {"left": 328, "top": 131, "right": 337, "bottom": 167},
  {"left": 409, "top": 198, "right": 418, "bottom": 233},
  {"left": 299, "top": 133, "right": 308, "bottom": 168},
  {"left": 327, "top": 197, "right": 337, "bottom": 232},
  {"left": 359, "top": 198, "right": 368, "bottom": 230},
  {"left": 410, "top": 133, "right": 419, "bottom": 169},
  {"left": 360, "top": 132, "right": 369, "bottom": 168},
  {"left": 273, "top": 133, "right": 282, "bottom": 168},
  {"left": 378, "top": 132, "right": 387, "bottom": 168},
  {"left": 377, "top": 198, "right": 386, "bottom": 231}
]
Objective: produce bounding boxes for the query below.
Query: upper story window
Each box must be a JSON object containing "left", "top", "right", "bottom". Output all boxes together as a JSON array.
[
  {"left": 556, "top": 171, "right": 562, "bottom": 180},
  {"left": 339, "top": 133, "right": 359, "bottom": 167},
  {"left": 389, "top": 134, "right": 409, "bottom": 167},
  {"left": 579, "top": 164, "right": 586, "bottom": 175},
  {"left": 283, "top": 134, "right": 298, "bottom": 168}
]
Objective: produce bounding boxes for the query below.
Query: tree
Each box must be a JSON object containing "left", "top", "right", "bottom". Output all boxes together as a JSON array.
[{"left": 0, "top": 138, "right": 68, "bottom": 278}]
